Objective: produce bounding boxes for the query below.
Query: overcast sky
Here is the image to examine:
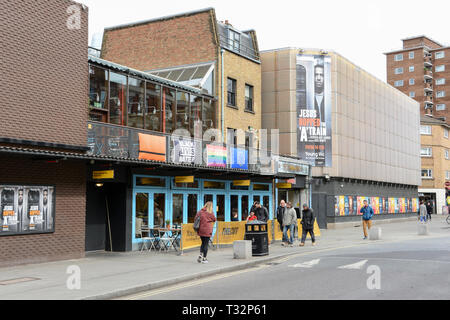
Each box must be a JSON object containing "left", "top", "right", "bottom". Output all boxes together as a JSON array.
[{"left": 77, "top": 0, "right": 450, "bottom": 82}]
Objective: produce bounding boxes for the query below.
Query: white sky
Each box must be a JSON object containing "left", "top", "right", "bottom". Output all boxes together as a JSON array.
[{"left": 77, "top": 0, "right": 450, "bottom": 82}]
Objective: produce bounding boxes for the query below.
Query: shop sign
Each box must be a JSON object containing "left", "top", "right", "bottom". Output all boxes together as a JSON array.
[
  {"left": 93, "top": 170, "right": 114, "bottom": 180},
  {"left": 233, "top": 180, "right": 251, "bottom": 186},
  {"left": 276, "top": 183, "right": 292, "bottom": 189},
  {"left": 175, "top": 176, "right": 194, "bottom": 184},
  {"left": 277, "top": 161, "right": 309, "bottom": 175}
]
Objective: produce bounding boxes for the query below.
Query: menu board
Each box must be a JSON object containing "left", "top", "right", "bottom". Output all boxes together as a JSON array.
[{"left": 0, "top": 186, "right": 55, "bottom": 236}]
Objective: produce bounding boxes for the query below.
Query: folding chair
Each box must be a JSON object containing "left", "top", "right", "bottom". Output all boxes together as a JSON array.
[
  {"left": 148, "top": 229, "right": 160, "bottom": 252},
  {"left": 158, "top": 230, "right": 174, "bottom": 252}
]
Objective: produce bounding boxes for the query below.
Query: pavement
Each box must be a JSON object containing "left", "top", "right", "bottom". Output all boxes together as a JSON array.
[{"left": 0, "top": 215, "right": 449, "bottom": 300}]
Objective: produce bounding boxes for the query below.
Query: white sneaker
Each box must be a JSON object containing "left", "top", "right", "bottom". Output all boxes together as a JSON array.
[
  {"left": 201, "top": 259, "right": 209, "bottom": 264},
  {"left": 197, "top": 255, "right": 203, "bottom": 263}
]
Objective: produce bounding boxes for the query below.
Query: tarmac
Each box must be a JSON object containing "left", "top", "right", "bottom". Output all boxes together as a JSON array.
[{"left": 1, "top": 215, "right": 449, "bottom": 300}]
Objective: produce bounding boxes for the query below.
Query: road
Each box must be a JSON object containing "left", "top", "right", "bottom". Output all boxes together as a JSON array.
[{"left": 119, "top": 234, "right": 450, "bottom": 300}]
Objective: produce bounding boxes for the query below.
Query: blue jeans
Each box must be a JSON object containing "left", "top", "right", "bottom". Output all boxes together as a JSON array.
[
  {"left": 420, "top": 216, "right": 427, "bottom": 223},
  {"left": 283, "top": 225, "right": 295, "bottom": 244}
]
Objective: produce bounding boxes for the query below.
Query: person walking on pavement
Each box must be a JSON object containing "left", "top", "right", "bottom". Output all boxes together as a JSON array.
[
  {"left": 282, "top": 202, "right": 297, "bottom": 247},
  {"left": 277, "top": 200, "right": 287, "bottom": 244},
  {"left": 300, "top": 204, "right": 316, "bottom": 246},
  {"left": 195, "top": 201, "right": 216, "bottom": 264},
  {"left": 426, "top": 201, "right": 432, "bottom": 222},
  {"left": 419, "top": 201, "right": 428, "bottom": 223},
  {"left": 360, "top": 200, "right": 374, "bottom": 240},
  {"left": 253, "top": 201, "right": 269, "bottom": 222}
]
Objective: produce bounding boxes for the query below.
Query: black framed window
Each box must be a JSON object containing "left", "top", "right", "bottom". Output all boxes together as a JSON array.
[
  {"left": 245, "top": 84, "right": 254, "bottom": 112},
  {"left": 227, "top": 78, "right": 237, "bottom": 107},
  {"left": 145, "top": 82, "right": 162, "bottom": 132},
  {"left": 176, "top": 91, "right": 190, "bottom": 132},
  {"left": 202, "top": 98, "right": 215, "bottom": 133},
  {"left": 128, "top": 77, "right": 145, "bottom": 129},
  {"left": 162, "top": 87, "right": 175, "bottom": 134},
  {"left": 88, "top": 65, "right": 109, "bottom": 122},
  {"left": 109, "top": 72, "right": 127, "bottom": 126}
]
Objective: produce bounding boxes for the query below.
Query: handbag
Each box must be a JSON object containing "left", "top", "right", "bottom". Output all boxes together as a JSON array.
[{"left": 193, "top": 212, "right": 201, "bottom": 233}]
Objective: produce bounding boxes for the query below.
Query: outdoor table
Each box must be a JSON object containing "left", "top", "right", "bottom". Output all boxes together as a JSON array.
[{"left": 155, "top": 228, "right": 181, "bottom": 252}]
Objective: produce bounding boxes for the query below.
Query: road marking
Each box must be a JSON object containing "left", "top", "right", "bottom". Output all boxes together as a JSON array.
[
  {"left": 117, "top": 264, "right": 270, "bottom": 300},
  {"left": 338, "top": 260, "right": 368, "bottom": 270},
  {"left": 289, "top": 259, "right": 321, "bottom": 268}
]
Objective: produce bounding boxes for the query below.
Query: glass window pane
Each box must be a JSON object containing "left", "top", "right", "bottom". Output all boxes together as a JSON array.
[
  {"left": 163, "top": 88, "right": 175, "bottom": 133},
  {"left": 241, "top": 195, "right": 249, "bottom": 221},
  {"left": 176, "top": 91, "right": 190, "bottom": 132},
  {"left": 172, "top": 194, "right": 183, "bottom": 226},
  {"left": 153, "top": 194, "right": 165, "bottom": 227},
  {"left": 188, "top": 194, "right": 198, "bottom": 223},
  {"left": 135, "top": 193, "right": 149, "bottom": 238},
  {"left": 204, "top": 181, "right": 225, "bottom": 189},
  {"left": 174, "top": 180, "right": 199, "bottom": 188},
  {"left": 190, "top": 95, "right": 202, "bottom": 136},
  {"left": 204, "top": 194, "right": 213, "bottom": 204},
  {"left": 231, "top": 195, "right": 239, "bottom": 221},
  {"left": 263, "top": 196, "right": 270, "bottom": 218},
  {"left": 253, "top": 184, "right": 270, "bottom": 191},
  {"left": 216, "top": 195, "right": 225, "bottom": 221},
  {"left": 136, "top": 177, "right": 166, "bottom": 187},
  {"left": 128, "top": 77, "right": 145, "bottom": 129},
  {"left": 109, "top": 72, "right": 127, "bottom": 126},
  {"left": 89, "top": 65, "right": 108, "bottom": 122},
  {"left": 145, "top": 82, "right": 161, "bottom": 132},
  {"left": 202, "top": 98, "right": 216, "bottom": 133}
]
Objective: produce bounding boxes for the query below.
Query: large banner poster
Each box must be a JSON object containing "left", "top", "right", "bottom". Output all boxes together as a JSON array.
[
  {"left": 296, "top": 53, "right": 332, "bottom": 167},
  {"left": 0, "top": 186, "right": 55, "bottom": 236}
]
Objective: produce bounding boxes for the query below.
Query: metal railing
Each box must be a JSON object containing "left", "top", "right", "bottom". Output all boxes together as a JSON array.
[
  {"left": 88, "top": 47, "right": 101, "bottom": 58},
  {"left": 219, "top": 34, "right": 259, "bottom": 61}
]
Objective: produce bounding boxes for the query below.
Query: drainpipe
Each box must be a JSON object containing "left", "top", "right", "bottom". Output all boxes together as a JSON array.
[{"left": 221, "top": 48, "right": 225, "bottom": 143}]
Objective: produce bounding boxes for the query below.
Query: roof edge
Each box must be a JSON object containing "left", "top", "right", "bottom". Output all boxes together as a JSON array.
[{"left": 104, "top": 7, "right": 215, "bottom": 32}]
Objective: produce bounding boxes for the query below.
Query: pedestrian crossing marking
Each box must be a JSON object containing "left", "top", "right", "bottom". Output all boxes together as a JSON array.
[
  {"left": 289, "top": 259, "right": 321, "bottom": 268},
  {"left": 338, "top": 260, "right": 368, "bottom": 270}
]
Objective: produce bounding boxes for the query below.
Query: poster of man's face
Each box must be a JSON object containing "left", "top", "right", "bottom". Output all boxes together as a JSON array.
[
  {"left": 314, "top": 65, "right": 325, "bottom": 95},
  {"left": 0, "top": 185, "right": 55, "bottom": 236}
]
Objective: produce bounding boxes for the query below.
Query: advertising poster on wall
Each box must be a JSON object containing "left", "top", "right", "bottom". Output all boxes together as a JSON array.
[
  {"left": 371, "top": 197, "right": 380, "bottom": 215},
  {"left": 334, "top": 196, "right": 339, "bottom": 216},
  {"left": 412, "top": 198, "right": 419, "bottom": 213},
  {"left": 339, "top": 196, "right": 345, "bottom": 216},
  {"left": 296, "top": 53, "right": 332, "bottom": 167},
  {"left": 357, "top": 196, "right": 368, "bottom": 215},
  {"left": 347, "top": 196, "right": 357, "bottom": 216},
  {"left": 0, "top": 186, "right": 55, "bottom": 236}
]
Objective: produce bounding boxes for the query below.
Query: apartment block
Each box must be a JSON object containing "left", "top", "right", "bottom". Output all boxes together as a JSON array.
[
  {"left": 419, "top": 115, "right": 450, "bottom": 214},
  {"left": 385, "top": 36, "right": 450, "bottom": 124}
]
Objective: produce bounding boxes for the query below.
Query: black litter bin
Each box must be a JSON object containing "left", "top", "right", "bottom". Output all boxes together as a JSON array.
[{"left": 244, "top": 221, "right": 269, "bottom": 256}]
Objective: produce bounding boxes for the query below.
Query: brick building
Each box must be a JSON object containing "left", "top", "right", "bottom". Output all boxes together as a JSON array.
[
  {"left": 419, "top": 115, "right": 450, "bottom": 213},
  {"left": 385, "top": 36, "right": 450, "bottom": 124},
  {"left": 0, "top": 0, "right": 89, "bottom": 267},
  {"left": 101, "top": 8, "right": 262, "bottom": 148}
]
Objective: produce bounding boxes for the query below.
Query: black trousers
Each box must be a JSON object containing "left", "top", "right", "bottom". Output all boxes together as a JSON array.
[
  {"left": 301, "top": 228, "right": 315, "bottom": 243},
  {"left": 427, "top": 213, "right": 432, "bottom": 220},
  {"left": 200, "top": 236, "right": 210, "bottom": 258}
]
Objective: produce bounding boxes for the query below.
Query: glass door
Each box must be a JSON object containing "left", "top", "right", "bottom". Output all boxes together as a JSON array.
[{"left": 134, "top": 192, "right": 149, "bottom": 240}]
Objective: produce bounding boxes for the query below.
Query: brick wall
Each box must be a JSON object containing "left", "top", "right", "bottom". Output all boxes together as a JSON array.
[
  {"left": 0, "top": 0, "right": 88, "bottom": 148},
  {"left": 101, "top": 10, "right": 218, "bottom": 71},
  {"left": 0, "top": 155, "right": 86, "bottom": 268}
]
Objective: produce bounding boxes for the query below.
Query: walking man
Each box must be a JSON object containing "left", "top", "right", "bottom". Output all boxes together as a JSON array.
[
  {"left": 360, "top": 200, "right": 374, "bottom": 240},
  {"left": 282, "top": 202, "right": 297, "bottom": 247},
  {"left": 277, "top": 200, "right": 287, "bottom": 244},
  {"left": 419, "top": 201, "right": 428, "bottom": 223},
  {"left": 426, "top": 201, "right": 432, "bottom": 222},
  {"left": 300, "top": 204, "right": 316, "bottom": 246}
]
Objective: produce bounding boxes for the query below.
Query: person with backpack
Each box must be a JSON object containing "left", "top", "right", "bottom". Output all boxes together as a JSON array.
[
  {"left": 360, "top": 200, "right": 374, "bottom": 240},
  {"left": 194, "top": 201, "right": 216, "bottom": 264}
]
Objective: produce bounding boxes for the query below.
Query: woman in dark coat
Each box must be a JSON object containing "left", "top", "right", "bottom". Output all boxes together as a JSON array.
[{"left": 195, "top": 201, "right": 216, "bottom": 264}]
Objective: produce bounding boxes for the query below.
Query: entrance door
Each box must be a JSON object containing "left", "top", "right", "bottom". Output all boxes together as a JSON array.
[
  {"left": 133, "top": 190, "right": 167, "bottom": 243},
  {"left": 203, "top": 193, "right": 226, "bottom": 221}
]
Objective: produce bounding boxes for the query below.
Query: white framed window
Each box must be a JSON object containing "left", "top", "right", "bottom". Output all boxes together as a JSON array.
[
  {"left": 409, "top": 78, "right": 415, "bottom": 85},
  {"left": 395, "top": 67, "right": 404, "bottom": 74},
  {"left": 421, "top": 147, "right": 432, "bottom": 157},
  {"left": 436, "top": 104, "right": 446, "bottom": 111},
  {"left": 409, "top": 52, "right": 415, "bottom": 59},
  {"left": 436, "top": 65, "right": 445, "bottom": 72},
  {"left": 437, "top": 91, "right": 446, "bottom": 98},
  {"left": 445, "top": 128, "right": 449, "bottom": 139},
  {"left": 445, "top": 149, "right": 449, "bottom": 160},
  {"left": 395, "top": 54, "right": 404, "bottom": 61},
  {"left": 446, "top": 171, "right": 450, "bottom": 180},
  {"left": 421, "top": 169, "right": 433, "bottom": 179},
  {"left": 394, "top": 80, "right": 404, "bottom": 87},
  {"left": 409, "top": 91, "right": 415, "bottom": 98},
  {"left": 435, "top": 51, "right": 445, "bottom": 59},
  {"left": 420, "top": 125, "right": 432, "bottom": 135},
  {"left": 409, "top": 66, "right": 415, "bottom": 72},
  {"left": 436, "top": 78, "right": 446, "bottom": 85}
]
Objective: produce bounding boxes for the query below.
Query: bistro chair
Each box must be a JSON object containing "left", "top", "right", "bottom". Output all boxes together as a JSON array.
[{"left": 136, "top": 218, "right": 150, "bottom": 252}]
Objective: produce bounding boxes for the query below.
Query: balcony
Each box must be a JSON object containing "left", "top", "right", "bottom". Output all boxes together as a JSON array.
[
  {"left": 424, "top": 83, "right": 434, "bottom": 93},
  {"left": 424, "top": 69, "right": 433, "bottom": 80},
  {"left": 424, "top": 59, "right": 433, "bottom": 68},
  {"left": 219, "top": 34, "right": 259, "bottom": 62},
  {"left": 86, "top": 121, "right": 277, "bottom": 174}
]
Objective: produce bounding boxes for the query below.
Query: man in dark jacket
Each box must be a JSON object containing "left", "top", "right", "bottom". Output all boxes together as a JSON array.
[
  {"left": 253, "top": 201, "right": 269, "bottom": 222},
  {"left": 300, "top": 204, "right": 316, "bottom": 246},
  {"left": 426, "top": 201, "right": 433, "bottom": 221},
  {"left": 276, "top": 200, "right": 287, "bottom": 243}
]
